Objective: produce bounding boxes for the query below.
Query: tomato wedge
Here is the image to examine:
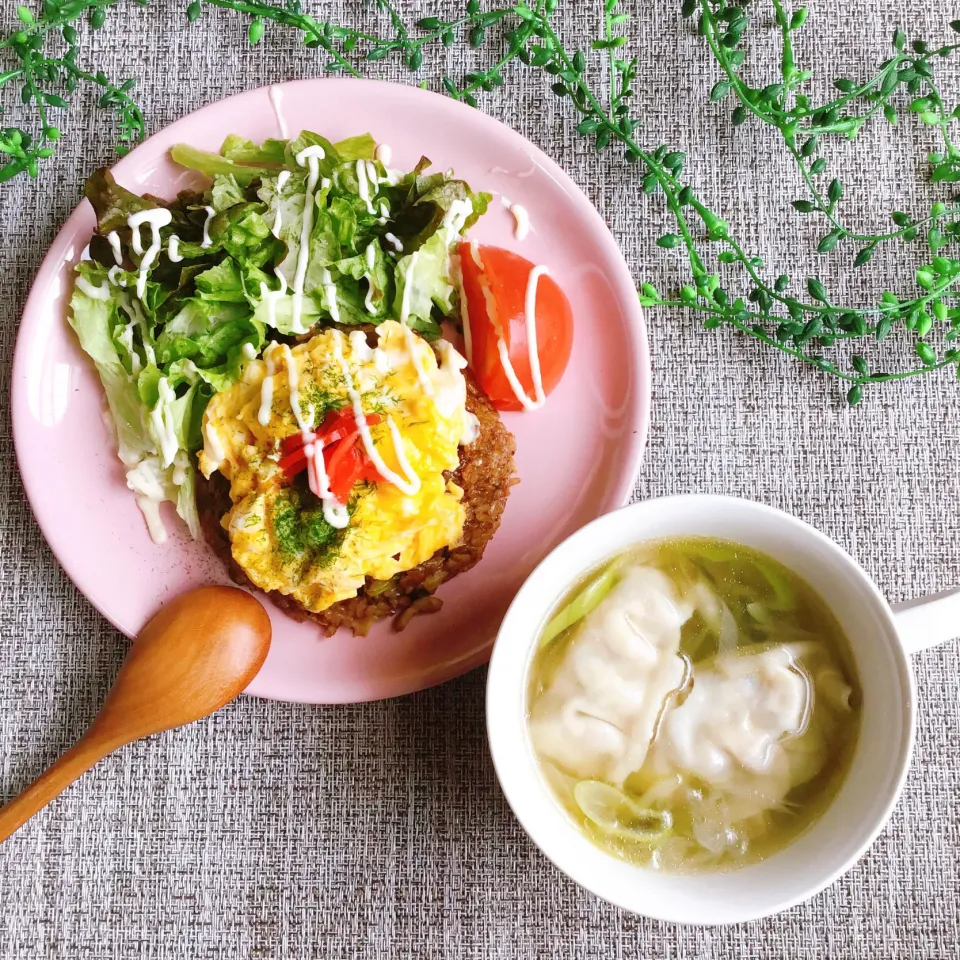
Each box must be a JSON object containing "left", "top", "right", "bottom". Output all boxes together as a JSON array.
[{"left": 458, "top": 243, "right": 573, "bottom": 412}]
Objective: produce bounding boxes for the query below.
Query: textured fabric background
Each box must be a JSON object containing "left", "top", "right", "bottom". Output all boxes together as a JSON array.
[{"left": 1, "top": 1, "right": 959, "bottom": 957}]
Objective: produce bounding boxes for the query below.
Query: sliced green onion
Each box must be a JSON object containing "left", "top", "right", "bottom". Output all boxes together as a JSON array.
[
  {"left": 573, "top": 780, "right": 672, "bottom": 843},
  {"left": 750, "top": 557, "right": 796, "bottom": 610},
  {"left": 539, "top": 562, "right": 618, "bottom": 647}
]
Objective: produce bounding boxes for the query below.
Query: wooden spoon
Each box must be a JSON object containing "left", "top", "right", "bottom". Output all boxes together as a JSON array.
[{"left": 0, "top": 585, "right": 271, "bottom": 843}]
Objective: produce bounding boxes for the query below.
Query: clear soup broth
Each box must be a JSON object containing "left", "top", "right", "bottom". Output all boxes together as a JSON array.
[{"left": 526, "top": 536, "right": 862, "bottom": 873}]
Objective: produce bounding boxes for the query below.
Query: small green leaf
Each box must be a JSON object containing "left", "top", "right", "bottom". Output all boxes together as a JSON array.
[
  {"left": 792, "top": 199, "right": 817, "bottom": 213},
  {"left": 833, "top": 78, "right": 856, "bottom": 93},
  {"left": 884, "top": 104, "right": 898, "bottom": 125},
  {"left": 894, "top": 27, "right": 907, "bottom": 49},
  {"left": 91, "top": 6, "right": 107, "bottom": 28},
  {"left": 854, "top": 245, "right": 876, "bottom": 267},
  {"left": 807, "top": 277, "right": 828, "bottom": 302},
  {"left": 790, "top": 7, "right": 808, "bottom": 29},
  {"left": 916, "top": 342, "right": 937, "bottom": 364},
  {"left": 710, "top": 81, "right": 733, "bottom": 102},
  {"left": 248, "top": 17, "right": 264, "bottom": 45},
  {"left": 810, "top": 158, "right": 827, "bottom": 175},
  {"left": 817, "top": 231, "right": 841, "bottom": 253},
  {"left": 417, "top": 17, "right": 442, "bottom": 29},
  {"left": 576, "top": 117, "right": 601, "bottom": 135},
  {"left": 16, "top": 6, "right": 34, "bottom": 24},
  {"left": 656, "top": 234, "right": 683, "bottom": 249},
  {"left": 774, "top": 274, "right": 790, "bottom": 292},
  {"left": 731, "top": 105, "right": 747, "bottom": 126},
  {"left": 828, "top": 179, "right": 843, "bottom": 203},
  {"left": 187, "top": 1, "right": 202, "bottom": 22},
  {"left": 847, "top": 384, "right": 864, "bottom": 405},
  {"left": 852, "top": 355, "right": 869, "bottom": 375}
]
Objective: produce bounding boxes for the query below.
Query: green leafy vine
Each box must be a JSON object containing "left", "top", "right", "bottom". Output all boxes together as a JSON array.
[{"left": 5, "top": 0, "right": 960, "bottom": 399}]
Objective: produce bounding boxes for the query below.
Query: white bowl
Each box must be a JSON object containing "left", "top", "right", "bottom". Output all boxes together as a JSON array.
[{"left": 485, "top": 495, "right": 921, "bottom": 924}]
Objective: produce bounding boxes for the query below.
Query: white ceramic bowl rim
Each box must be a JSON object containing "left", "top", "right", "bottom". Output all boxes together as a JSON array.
[{"left": 485, "top": 494, "right": 916, "bottom": 925}]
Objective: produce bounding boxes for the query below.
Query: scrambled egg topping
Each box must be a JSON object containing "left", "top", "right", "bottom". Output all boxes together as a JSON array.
[{"left": 198, "top": 321, "right": 471, "bottom": 613}]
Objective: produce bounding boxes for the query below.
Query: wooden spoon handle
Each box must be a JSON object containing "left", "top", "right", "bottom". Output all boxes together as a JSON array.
[{"left": 0, "top": 735, "right": 113, "bottom": 843}]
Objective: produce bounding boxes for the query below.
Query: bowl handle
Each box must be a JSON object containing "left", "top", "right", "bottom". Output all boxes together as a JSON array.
[{"left": 893, "top": 587, "right": 960, "bottom": 654}]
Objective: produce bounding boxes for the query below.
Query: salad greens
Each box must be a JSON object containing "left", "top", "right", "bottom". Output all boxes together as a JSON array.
[{"left": 68, "top": 129, "right": 489, "bottom": 541}]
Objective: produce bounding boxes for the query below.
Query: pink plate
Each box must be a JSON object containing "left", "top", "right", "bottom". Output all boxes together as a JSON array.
[{"left": 12, "top": 79, "right": 650, "bottom": 703}]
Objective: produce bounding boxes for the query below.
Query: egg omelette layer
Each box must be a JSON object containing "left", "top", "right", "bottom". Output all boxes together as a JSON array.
[{"left": 198, "top": 322, "right": 471, "bottom": 613}]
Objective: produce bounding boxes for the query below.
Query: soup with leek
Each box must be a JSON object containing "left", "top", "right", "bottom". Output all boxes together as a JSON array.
[{"left": 526, "top": 537, "right": 861, "bottom": 873}]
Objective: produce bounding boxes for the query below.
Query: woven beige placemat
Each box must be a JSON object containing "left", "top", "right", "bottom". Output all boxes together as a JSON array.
[{"left": 0, "top": 2, "right": 957, "bottom": 956}]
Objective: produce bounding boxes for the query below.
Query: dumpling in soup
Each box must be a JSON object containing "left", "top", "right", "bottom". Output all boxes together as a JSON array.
[
  {"left": 528, "top": 566, "right": 692, "bottom": 785},
  {"left": 647, "top": 642, "right": 854, "bottom": 826}
]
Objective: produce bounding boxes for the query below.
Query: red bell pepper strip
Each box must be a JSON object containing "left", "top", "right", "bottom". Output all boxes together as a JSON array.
[{"left": 280, "top": 413, "right": 381, "bottom": 458}]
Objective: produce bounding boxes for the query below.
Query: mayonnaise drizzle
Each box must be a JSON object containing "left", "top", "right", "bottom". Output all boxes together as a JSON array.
[
  {"left": 521, "top": 265, "right": 548, "bottom": 405},
  {"left": 399, "top": 250, "right": 419, "bottom": 325},
  {"left": 167, "top": 235, "right": 183, "bottom": 263},
  {"left": 117, "top": 321, "right": 141, "bottom": 374},
  {"left": 201, "top": 206, "right": 216, "bottom": 248},
  {"left": 363, "top": 242, "right": 378, "bottom": 314},
  {"left": 242, "top": 342, "right": 257, "bottom": 360},
  {"left": 306, "top": 442, "right": 350, "bottom": 529},
  {"left": 150, "top": 377, "right": 179, "bottom": 467},
  {"left": 123, "top": 294, "right": 155, "bottom": 367},
  {"left": 258, "top": 352, "right": 276, "bottom": 426},
  {"left": 355, "top": 158, "right": 376, "bottom": 214},
  {"left": 318, "top": 266, "right": 340, "bottom": 322},
  {"left": 128, "top": 208, "right": 173, "bottom": 300},
  {"left": 281, "top": 344, "right": 314, "bottom": 435},
  {"left": 108, "top": 265, "right": 127, "bottom": 287},
  {"left": 259, "top": 268, "right": 288, "bottom": 328},
  {"left": 107, "top": 231, "right": 123, "bottom": 265},
  {"left": 269, "top": 85, "right": 288, "bottom": 138},
  {"left": 375, "top": 143, "right": 392, "bottom": 166},
  {"left": 270, "top": 170, "right": 291, "bottom": 238},
  {"left": 442, "top": 197, "right": 474, "bottom": 238},
  {"left": 455, "top": 253, "right": 473, "bottom": 364},
  {"left": 76, "top": 276, "right": 111, "bottom": 301},
  {"left": 384, "top": 232, "right": 403, "bottom": 253},
  {"left": 402, "top": 323, "right": 434, "bottom": 396},
  {"left": 290, "top": 145, "right": 326, "bottom": 334},
  {"left": 203, "top": 420, "right": 226, "bottom": 471},
  {"left": 501, "top": 196, "right": 531, "bottom": 240},
  {"left": 331, "top": 331, "right": 421, "bottom": 495}
]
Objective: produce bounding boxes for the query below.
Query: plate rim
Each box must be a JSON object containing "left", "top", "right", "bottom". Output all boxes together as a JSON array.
[{"left": 11, "top": 76, "right": 651, "bottom": 703}]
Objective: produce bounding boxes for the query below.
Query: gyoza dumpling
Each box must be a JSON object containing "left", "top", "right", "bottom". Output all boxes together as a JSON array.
[
  {"left": 647, "top": 642, "right": 854, "bottom": 825},
  {"left": 528, "top": 567, "right": 693, "bottom": 785}
]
